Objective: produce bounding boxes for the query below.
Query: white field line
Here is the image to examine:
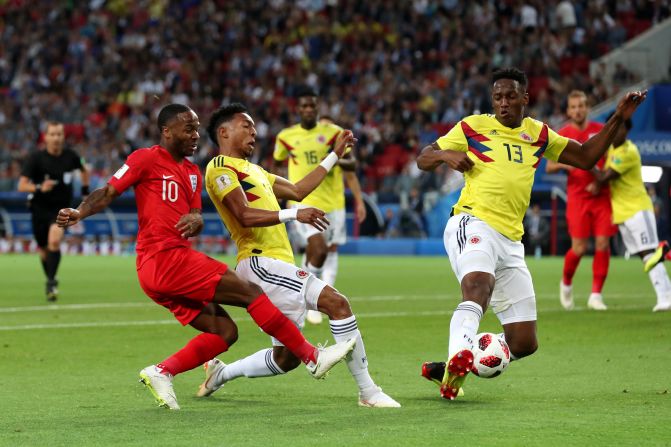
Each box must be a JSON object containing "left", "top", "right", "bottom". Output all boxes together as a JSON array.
[
  {"left": 0, "top": 292, "right": 643, "bottom": 314},
  {"left": 0, "top": 303, "right": 653, "bottom": 331}
]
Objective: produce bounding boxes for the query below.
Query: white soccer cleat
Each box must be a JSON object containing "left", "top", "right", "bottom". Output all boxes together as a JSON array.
[
  {"left": 560, "top": 281, "right": 574, "bottom": 310},
  {"left": 306, "top": 310, "right": 324, "bottom": 325},
  {"left": 306, "top": 338, "right": 356, "bottom": 379},
  {"left": 653, "top": 302, "right": 671, "bottom": 312},
  {"left": 359, "top": 386, "right": 401, "bottom": 408},
  {"left": 196, "top": 358, "right": 226, "bottom": 398},
  {"left": 587, "top": 293, "right": 607, "bottom": 311},
  {"left": 139, "top": 365, "right": 180, "bottom": 410}
]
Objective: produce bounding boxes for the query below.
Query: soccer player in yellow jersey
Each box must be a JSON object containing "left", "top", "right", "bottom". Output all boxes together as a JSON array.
[
  {"left": 416, "top": 67, "right": 646, "bottom": 400},
  {"left": 273, "top": 87, "right": 366, "bottom": 325},
  {"left": 595, "top": 114, "right": 671, "bottom": 312},
  {"left": 200, "top": 103, "right": 399, "bottom": 408}
]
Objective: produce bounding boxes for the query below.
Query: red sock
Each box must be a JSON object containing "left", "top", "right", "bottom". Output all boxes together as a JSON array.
[
  {"left": 592, "top": 249, "right": 610, "bottom": 293},
  {"left": 158, "top": 333, "right": 229, "bottom": 376},
  {"left": 563, "top": 248, "right": 582, "bottom": 286},
  {"left": 247, "top": 294, "right": 316, "bottom": 364}
]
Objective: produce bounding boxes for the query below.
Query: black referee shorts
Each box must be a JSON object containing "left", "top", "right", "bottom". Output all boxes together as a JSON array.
[{"left": 31, "top": 210, "right": 59, "bottom": 248}]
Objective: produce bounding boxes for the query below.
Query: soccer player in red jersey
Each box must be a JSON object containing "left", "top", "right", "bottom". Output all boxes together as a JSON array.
[
  {"left": 547, "top": 90, "right": 615, "bottom": 310},
  {"left": 56, "top": 104, "right": 355, "bottom": 410}
]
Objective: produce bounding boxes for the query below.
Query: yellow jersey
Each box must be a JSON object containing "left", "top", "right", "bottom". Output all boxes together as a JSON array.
[
  {"left": 605, "top": 139, "right": 653, "bottom": 224},
  {"left": 205, "top": 155, "right": 294, "bottom": 264},
  {"left": 274, "top": 122, "right": 346, "bottom": 212},
  {"left": 436, "top": 114, "right": 569, "bottom": 241}
]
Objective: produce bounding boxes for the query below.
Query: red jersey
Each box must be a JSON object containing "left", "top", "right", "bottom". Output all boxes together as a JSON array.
[
  {"left": 108, "top": 145, "right": 202, "bottom": 265},
  {"left": 558, "top": 121, "right": 609, "bottom": 201}
]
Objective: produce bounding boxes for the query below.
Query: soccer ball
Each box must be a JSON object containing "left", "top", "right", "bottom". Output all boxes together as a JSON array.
[{"left": 471, "top": 332, "right": 511, "bottom": 378}]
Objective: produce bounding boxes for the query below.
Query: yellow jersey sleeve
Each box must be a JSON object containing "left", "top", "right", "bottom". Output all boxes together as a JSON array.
[
  {"left": 435, "top": 122, "right": 468, "bottom": 152},
  {"left": 543, "top": 127, "right": 569, "bottom": 162},
  {"left": 273, "top": 131, "right": 290, "bottom": 162},
  {"left": 206, "top": 162, "right": 242, "bottom": 203}
]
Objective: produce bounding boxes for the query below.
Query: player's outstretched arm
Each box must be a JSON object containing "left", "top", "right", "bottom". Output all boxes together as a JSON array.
[
  {"left": 417, "top": 143, "right": 474, "bottom": 172},
  {"left": 273, "top": 130, "right": 356, "bottom": 201},
  {"left": 344, "top": 171, "right": 367, "bottom": 223},
  {"left": 221, "top": 186, "right": 330, "bottom": 231},
  {"left": 545, "top": 159, "right": 574, "bottom": 173},
  {"left": 56, "top": 184, "right": 119, "bottom": 227},
  {"left": 558, "top": 90, "right": 646, "bottom": 169}
]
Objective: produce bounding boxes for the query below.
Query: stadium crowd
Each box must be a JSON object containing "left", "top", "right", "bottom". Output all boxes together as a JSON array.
[{"left": 0, "top": 0, "right": 667, "bottom": 208}]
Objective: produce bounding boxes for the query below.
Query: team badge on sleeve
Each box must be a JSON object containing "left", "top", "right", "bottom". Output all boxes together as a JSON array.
[
  {"left": 469, "top": 236, "right": 481, "bottom": 245},
  {"left": 216, "top": 174, "right": 232, "bottom": 191},
  {"left": 113, "top": 164, "right": 129, "bottom": 179},
  {"left": 190, "top": 174, "right": 198, "bottom": 192},
  {"left": 296, "top": 269, "right": 309, "bottom": 279}
]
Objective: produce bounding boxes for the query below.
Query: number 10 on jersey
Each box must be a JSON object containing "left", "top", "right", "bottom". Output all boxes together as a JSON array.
[{"left": 163, "top": 179, "right": 178, "bottom": 202}]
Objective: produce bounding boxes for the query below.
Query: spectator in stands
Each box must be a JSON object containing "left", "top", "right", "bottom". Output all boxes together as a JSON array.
[{"left": 524, "top": 203, "right": 550, "bottom": 258}]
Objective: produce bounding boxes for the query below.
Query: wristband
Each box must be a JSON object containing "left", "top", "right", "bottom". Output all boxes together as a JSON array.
[
  {"left": 81, "top": 185, "right": 90, "bottom": 195},
  {"left": 319, "top": 152, "right": 339, "bottom": 172},
  {"left": 278, "top": 208, "right": 298, "bottom": 223}
]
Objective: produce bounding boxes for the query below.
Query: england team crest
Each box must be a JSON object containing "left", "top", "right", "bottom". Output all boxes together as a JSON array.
[{"left": 190, "top": 175, "right": 198, "bottom": 192}]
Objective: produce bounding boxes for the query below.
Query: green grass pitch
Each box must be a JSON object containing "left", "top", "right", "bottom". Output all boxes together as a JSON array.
[{"left": 0, "top": 254, "right": 669, "bottom": 446}]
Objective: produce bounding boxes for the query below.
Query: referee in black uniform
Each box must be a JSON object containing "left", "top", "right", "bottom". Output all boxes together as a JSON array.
[{"left": 18, "top": 121, "right": 89, "bottom": 302}]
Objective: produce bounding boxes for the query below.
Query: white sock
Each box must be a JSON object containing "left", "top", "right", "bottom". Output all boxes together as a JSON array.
[
  {"left": 322, "top": 252, "right": 339, "bottom": 286},
  {"left": 219, "top": 348, "right": 285, "bottom": 383},
  {"left": 329, "top": 315, "right": 376, "bottom": 393},
  {"left": 644, "top": 256, "right": 671, "bottom": 304},
  {"left": 305, "top": 261, "right": 323, "bottom": 280},
  {"left": 448, "top": 301, "right": 483, "bottom": 359}
]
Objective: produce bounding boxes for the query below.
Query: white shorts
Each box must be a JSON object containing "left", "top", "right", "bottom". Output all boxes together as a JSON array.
[
  {"left": 236, "top": 256, "right": 327, "bottom": 345},
  {"left": 444, "top": 213, "right": 537, "bottom": 325},
  {"left": 618, "top": 209, "right": 659, "bottom": 254},
  {"left": 291, "top": 204, "right": 346, "bottom": 247}
]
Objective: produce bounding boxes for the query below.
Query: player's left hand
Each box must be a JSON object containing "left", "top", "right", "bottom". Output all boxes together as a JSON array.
[
  {"left": 333, "top": 130, "right": 357, "bottom": 158},
  {"left": 585, "top": 181, "right": 601, "bottom": 196},
  {"left": 176, "top": 213, "right": 204, "bottom": 238},
  {"left": 297, "top": 207, "right": 330, "bottom": 231},
  {"left": 614, "top": 90, "right": 647, "bottom": 120}
]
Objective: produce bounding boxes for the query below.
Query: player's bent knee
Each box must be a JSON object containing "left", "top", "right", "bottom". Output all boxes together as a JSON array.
[
  {"left": 273, "top": 347, "right": 300, "bottom": 371},
  {"left": 509, "top": 339, "right": 538, "bottom": 359},
  {"left": 318, "top": 287, "right": 352, "bottom": 320}
]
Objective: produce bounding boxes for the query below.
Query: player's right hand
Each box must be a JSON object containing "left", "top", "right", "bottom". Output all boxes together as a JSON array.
[
  {"left": 443, "top": 151, "right": 474, "bottom": 172},
  {"left": 56, "top": 208, "right": 81, "bottom": 227},
  {"left": 297, "top": 207, "right": 330, "bottom": 231},
  {"left": 333, "top": 130, "right": 356, "bottom": 158}
]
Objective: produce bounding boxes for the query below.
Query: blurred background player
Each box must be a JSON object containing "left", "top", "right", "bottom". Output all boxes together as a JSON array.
[
  {"left": 417, "top": 67, "right": 646, "bottom": 400},
  {"left": 56, "top": 104, "right": 355, "bottom": 410},
  {"left": 546, "top": 90, "right": 614, "bottom": 311},
  {"left": 595, "top": 114, "right": 671, "bottom": 312},
  {"left": 201, "top": 103, "right": 398, "bottom": 407},
  {"left": 273, "top": 87, "right": 366, "bottom": 325},
  {"left": 17, "top": 121, "right": 89, "bottom": 302}
]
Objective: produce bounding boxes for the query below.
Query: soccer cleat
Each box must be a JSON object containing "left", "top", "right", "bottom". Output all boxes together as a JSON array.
[
  {"left": 653, "top": 302, "right": 671, "bottom": 312},
  {"left": 440, "top": 349, "right": 474, "bottom": 400},
  {"left": 139, "top": 365, "right": 180, "bottom": 410},
  {"left": 421, "top": 362, "right": 464, "bottom": 396},
  {"left": 306, "top": 338, "right": 356, "bottom": 379},
  {"left": 306, "top": 310, "right": 323, "bottom": 325},
  {"left": 46, "top": 279, "right": 58, "bottom": 303},
  {"left": 559, "top": 281, "right": 574, "bottom": 310},
  {"left": 358, "top": 386, "right": 401, "bottom": 408},
  {"left": 644, "top": 241, "right": 670, "bottom": 273},
  {"left": 587, "top": 293, "right": 607, "bottom": 311},
  {"left": 196, "top": 358, "right": 226, "bottom": 398},
  {"left": 421, "top": 362, "right": 445, "bottom": 386}
]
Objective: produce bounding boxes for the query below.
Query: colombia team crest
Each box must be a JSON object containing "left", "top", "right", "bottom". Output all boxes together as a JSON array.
[
  {"left": 469, "top": 236, "right": 481, "bottom": 245},
  {"left": 296, "top": 269, "right": 309, "bottom": 279}
]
